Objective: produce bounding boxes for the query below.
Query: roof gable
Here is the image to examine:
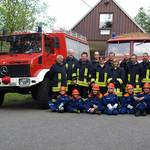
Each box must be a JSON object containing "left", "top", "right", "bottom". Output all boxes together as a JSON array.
[{"left": 71, "top": 0, "right": 145, "bottom": 33}]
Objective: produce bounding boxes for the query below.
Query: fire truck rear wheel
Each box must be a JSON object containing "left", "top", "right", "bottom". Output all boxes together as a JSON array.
[
  {"left": 36, "top": 78, "right": 50, "bottom": 109},
  {"left": 0, "top": 92, "right": 5, "bottom": 107},
  {"left": 31, "top": 86, "right": 38, "bottom": 100}
]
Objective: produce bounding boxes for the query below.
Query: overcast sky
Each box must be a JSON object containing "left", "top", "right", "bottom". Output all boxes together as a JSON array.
[{"left": 46, "top": 0, "right": 150, "bottom": 30}]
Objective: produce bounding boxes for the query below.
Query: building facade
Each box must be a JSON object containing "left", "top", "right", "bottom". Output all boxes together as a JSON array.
[{"left": 72, "top": 0, "right": 145, "bottom": 55}]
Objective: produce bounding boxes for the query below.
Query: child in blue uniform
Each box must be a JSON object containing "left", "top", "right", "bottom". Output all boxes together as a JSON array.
[
  {"left": 103, "top": 83, "right": 119, "bottom": 115},
  {"left": 120, "top": 84, "right": 135, "bottom": 114},
  {"left": 134, "top": 83, "right": 150, "bottom": 116},
  {"left": 84, "top": 84, "right": 103, "bottom": 114},
  {"left": 48, "top": 86, "right": 70, "bottom": 112},
  {"left": 67, "top": 89, "right": 84, "bottom": 113}
]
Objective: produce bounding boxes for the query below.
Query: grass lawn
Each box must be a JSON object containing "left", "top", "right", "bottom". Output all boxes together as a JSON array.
[{"left": 4, "top": 93, "right": 32, "bottom": 105}]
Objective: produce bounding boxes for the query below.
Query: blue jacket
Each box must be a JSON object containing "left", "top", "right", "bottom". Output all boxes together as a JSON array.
[
  {"left": 65, "top": 56, "right": 78, "bottom": 82},
  {"left": 49, "top": 62, "right": 67, "bottom": 87},
  {"left": 93, "top": 64, "right": 109, "bottom": 83},
  {"left": 67, "top": 96, "right": 84, "bottom": 111},
  {"left": 136, "top": 92, "right": 150, "bottom": 104},
  {"left": 77, "top": 60, "right": 93, "bottom": 83},
  {"left": 140, "top": 61, "right": 150, "bottom": 81},
  {"left": 84, "top": 94, "right": 103, "bottom": 111},
  {"left": 107, "top": 67, "right": 125, "bottom": 88},
  {"left": 103, "top": 93, "right": 118, "bottom": 106},
  {"left": 55, "top": 94, "right": 70, "bottom": 107},
  {"left": 126, "top": 62, "right": 142, "bottom": 86},
  {"left": 121, "top": 93, "right": 136, "bottom": 107}
]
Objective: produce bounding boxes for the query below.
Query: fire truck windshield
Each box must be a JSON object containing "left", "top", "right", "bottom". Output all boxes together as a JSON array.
[
  {"left": 134, "top": 42, "right": 150, "bottom": 56},
  {"left": 0, "top": 33, "right": 42, "bottom": 54},
  {"left": 107, "top": 42, "right": 130, "bottom": 56}
]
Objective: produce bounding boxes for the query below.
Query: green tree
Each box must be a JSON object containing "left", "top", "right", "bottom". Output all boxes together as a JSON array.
[
  {"left": 0, "top": 0, "right": 55, "bottom": 33},
  {"left": 134, "top": 7, "right": 150, "bottom": 32}
]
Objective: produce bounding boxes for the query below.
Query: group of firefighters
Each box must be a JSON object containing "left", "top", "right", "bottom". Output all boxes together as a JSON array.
[{"left": 48, "top": 50, "right": 150, "bottom": 116}]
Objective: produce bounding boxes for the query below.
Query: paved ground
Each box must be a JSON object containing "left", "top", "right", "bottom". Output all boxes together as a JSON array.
[{"left": 0, "top": 101, "right": 150, "bottom": 150}]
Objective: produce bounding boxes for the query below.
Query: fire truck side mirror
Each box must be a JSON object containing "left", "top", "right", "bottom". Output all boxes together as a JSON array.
[{"left": 53, "top": 37, "right": 60, "bottom": 48}]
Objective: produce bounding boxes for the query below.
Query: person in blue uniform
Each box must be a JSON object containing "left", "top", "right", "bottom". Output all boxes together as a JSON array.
[
  {"left": 65, "top": 49, "right": 79, "bottom": 95},
  {"left": 48, "top": 86, "right": 70, "bottom": 112},
  {"left": 120, "top": 84, "right": 135, "bottom": 114},
  {"left": 74, "top": 52, "right": 93, "bottom": 99},
  {"left": 126, "top": 54, "right": 142, "bottom": 94},
  {"left": 103, "top": 83, "right": 119, "bottom": 115},
  {"left": 67, "top": 89, "right": 84, "bottom": 113},
  {"left": 140, "top": 52, "right": 150, "bottom": 84},
  {"left": 91, "top": 56, "right": 109, "bottom": 94},
  {"left": 134, "top": 83, "right": 150, "bottom": 116},
  {"left": 84, "top": 84, "right": 103, "bottom": 114},
  {"left": 107, "top": 59, "right": 125, "bottom": 97},
  {"left": 49, "top": 55, "right": 67, "bottom": 99}
]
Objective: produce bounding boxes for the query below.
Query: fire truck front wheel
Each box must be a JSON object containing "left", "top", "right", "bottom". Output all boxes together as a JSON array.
[
  {"left": 36, "top": 78, "right": 50, "bottom": 109},
  {"left": 0, "top": 92, "right": 5, "bottom": 107}
]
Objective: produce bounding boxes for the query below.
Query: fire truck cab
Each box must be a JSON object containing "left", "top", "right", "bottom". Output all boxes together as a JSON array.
[
  {"left": 107, "top": 32, "right": 150, "bottom": 60},
  {"left": 0, "top": 30, "right": 90, "bottom": 108}
]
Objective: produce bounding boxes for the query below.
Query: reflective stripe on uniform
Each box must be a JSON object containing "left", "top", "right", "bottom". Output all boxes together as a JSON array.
[
  {"left": 84, "top": 68, "right": 88, "bottom": 76},
  {"left": 95, "top": 82, "right": 106, "bottom": 87},
  {"left": 135, "top": 74, "right": 139, "bottom": 83},
  {"left": 146, "top": 69, "right": 150, "bottom": 79},
  {"left": 52, "top": 86, "right": 60, "bottom": 92},
  {"left": 128, "top": 74, "right": 130, "bottom": 82},
  {"left": 72, "top": 64, "right": 75, "bottom": 69},
  {"left": 134, "top": 85, "right": 142, "bottom": 94},
  {"left": 72, "top": 73, "right": 76, "bottom": 77},
  {"left": 77, "top": 80, "right": 88, "bottom": 87},
  {"left": 104, "top": 73, "right": 107, "bottom": 82},
  {"left": 51, "top": 99, "right": 56, "bottom": 102},
  {"left": 58, "top": 73, "right": 61, "bottom": 80},
  {"left": 115, "top": 88, "right": 122, "bottom": 97},
  {"left": 142, "top": 69, "right": 150, "bottom": 83},
  {"left": 67, "top": 80, "right": 72, "bottom": 84},
  {"left": 65, "top": 63, "right": 68, "bottom": 70},
  {"left": 95, "top": 72, "right": 107, "bottom": 87}
]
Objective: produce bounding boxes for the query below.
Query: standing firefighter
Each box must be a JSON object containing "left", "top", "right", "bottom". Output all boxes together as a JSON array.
[
  {"left": 65, "top": 49, "right": 78, "bottom": 95},
  {"left": 140, "top": 53, "right": 150, "bottom": 84},
  {"left": 91, "top": 51, "right": 100, "bottom": 68},
  {"left": 126, "top": 54, "right": 142, "bottom": 94},
  {"left": 84, "top": 84, "right": 103, "bottom": 114},
  {"left": 92, "top": 56, "right": 109, "bottom": 94},
  {"left": 49, "top": 55, "right": 67, "bottom": 98},
  {"left": 134, "top": 83, "right": 150, "bottom": 116},
  {"left": 120, "top": 84, "right": 135, "bottom": 114},
  {"left": 105, "top": 52, "right": 115, "bottom": 69},
  {"left": 67, "top": 89, "right": 84, "bottom": 113},
  {"left": 107, "top": 59, "right": 125, "bottom": 97},
  {"left": 48, "top": 86, "right": 70, "bottom": 112},
  {"left": 103, "top": 83, "right": 119, "bottom": 115},
  {"left": 75, "top": 52, "right": 93, "bottom": 98}
]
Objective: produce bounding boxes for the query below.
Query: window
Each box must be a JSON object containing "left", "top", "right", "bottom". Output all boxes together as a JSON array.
[
  {"left": 107, "top": 42, "right": 130, "bottom": 56},
  {"left": 44, "top": 35, "right": 54, "bottom": 54},
  {"left": 134, "top": 42, "right": 150, "bottom": 56},
  {"left": 65, "top": 37, "right": 90, "bottom": 60},
  {"left": 0, "top": 33, "right": 42, "bottom": 54},
  {"left": 99, "top": 13, "right": 113, "bottom": 35}
]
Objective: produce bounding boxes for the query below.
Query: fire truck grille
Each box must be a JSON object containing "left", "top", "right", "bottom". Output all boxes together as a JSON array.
[{"left": 0, "top": 64, "right": 30, "bottom": 78}]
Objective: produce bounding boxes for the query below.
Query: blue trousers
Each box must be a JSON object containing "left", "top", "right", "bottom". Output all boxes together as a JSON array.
[{"left": 120, "top": 107, "right": 135, "bottom": 114}]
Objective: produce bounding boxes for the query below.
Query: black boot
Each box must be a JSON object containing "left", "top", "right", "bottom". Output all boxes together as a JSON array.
[
  {"left": 142, "top": 110, "right": 147, "bottom": 116},
  {"left": 135, "top": 110, "right": 141, "bottom": 117}
]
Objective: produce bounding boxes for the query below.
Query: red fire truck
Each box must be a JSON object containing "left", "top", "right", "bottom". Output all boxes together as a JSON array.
[
  {"left": 107, "top": 32, "right": 150, "bottom": 60},
  {"left": 0, "top": 30, "right": 90, "bottom": 107}
]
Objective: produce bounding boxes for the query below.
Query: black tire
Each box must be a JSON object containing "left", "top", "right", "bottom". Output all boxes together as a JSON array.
[
  {"left": 31, "top": 86, "right": 38, "bottom": 100},
  {"left": 0, "top": 92, "right": 5, "bottom": 107},
  {"left": 36, "top": 78, "right": 50, "bottom": 109}
]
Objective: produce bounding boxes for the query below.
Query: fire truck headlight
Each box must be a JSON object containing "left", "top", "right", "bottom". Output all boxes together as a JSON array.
[{"left": 19, "top": 78, "right": 30, "bottom": 86}]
